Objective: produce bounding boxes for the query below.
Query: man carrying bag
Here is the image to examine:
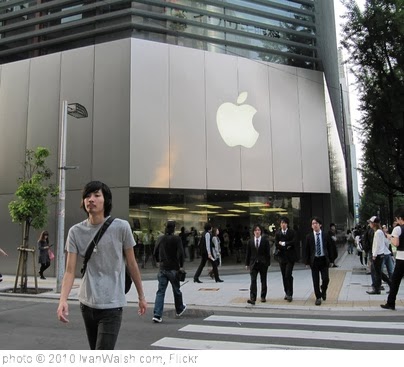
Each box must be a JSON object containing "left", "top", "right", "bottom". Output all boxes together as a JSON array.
[{"left": 152, "top": 220, "right": 186, "bottom": 323}]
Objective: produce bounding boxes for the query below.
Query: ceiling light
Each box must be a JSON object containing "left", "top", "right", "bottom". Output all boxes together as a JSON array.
[
  {"left": 228, "top": 209, "right": 246, "bottom": 213},
  {"left": 150, "top": 206, "right": 187, "bottom": 211},
  {"left": 234, "top": 202, "right": 267, "bottom": 208},
  {"left": 195, "top": 204, "right": 222, "bottom": 209},
  {"left": 189, "top": 210, "right": 218, "bottom": 214},
  {"left": 216, "top": 214, "right": 239, "bottom": 217},
  {"left": 260, "top": 208, "right": 286, "bottom": 212}
]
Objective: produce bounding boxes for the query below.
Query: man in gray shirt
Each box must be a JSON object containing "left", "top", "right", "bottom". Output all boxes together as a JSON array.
[{"left": 57, "top": 181, "right": 147, "bottom": 349}]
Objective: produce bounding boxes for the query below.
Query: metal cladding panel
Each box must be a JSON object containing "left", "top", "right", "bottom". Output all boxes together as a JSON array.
[
  {"left": 27, "top": 53, "right": 61, "bottom": 186},
  {"left": 298, "top": 69, "right": 330, "bottom": 193},
  {"left": 169, "top": 45, "right": 207, "bottom": 190},
  {"left": 60, "top": 46, "right": 95, "bottom": 190},
  {"left": 93, "top": 39, "right": 131, "bottom": 187},
  {"left": 205, "top": 51, "right": 241, "bottom": 191},
  {"left": 0, "top": 60, "right": 30, "bottom": 193},
  {"left": 130, "top": 39, "right": 170, "bottom": 188},
  {"left": 269, "top": 66, "right": 304, "bottom": 192},
  {"left": 238, "top": 57, "right": 273, "bottom": 192}
]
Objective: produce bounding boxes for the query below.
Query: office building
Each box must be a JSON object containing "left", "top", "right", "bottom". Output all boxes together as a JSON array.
[{"left": 0, "top": 0, "right": 354, "bottom": 273}]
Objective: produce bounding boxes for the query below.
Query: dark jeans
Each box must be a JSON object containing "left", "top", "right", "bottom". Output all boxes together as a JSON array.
[
  {"left": 194, "top": 254, "right": 220, "bottom": 281},
  {"left": 387, "top": 258, "right": 404, "bottom": 306},
  {"left": 39, "top": 261, "right": 50, "bottom": 275},
  {"left": 279, "top": 260, "right": 295, "bottom": 297},
  {"left": 153, "top": 269, "right": 185, "bottom": 317},
  {"left": 372, "top": 254, "right": 386, "bottom": 292},
  {"left": 80, "top": 303, "right": 123, "bottom": 350},
  {"left": 249, "top": 262, "right": 268, "bottom": 301},
  {"left": 310, "top": 256, "right": 329, "bottom": 299}
]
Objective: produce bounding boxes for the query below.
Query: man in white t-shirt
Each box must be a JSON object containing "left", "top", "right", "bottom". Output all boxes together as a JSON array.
[
  {"left": 57, "top": 181, "right": 147, "bottom": 349},
  {"left": 381, "top": 207, "right": 404, "bottom": 311}
]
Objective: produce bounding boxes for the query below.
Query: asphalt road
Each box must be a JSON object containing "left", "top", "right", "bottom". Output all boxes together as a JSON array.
[{"left": 1, "top": 296, "right": 403, "bottom": 351}]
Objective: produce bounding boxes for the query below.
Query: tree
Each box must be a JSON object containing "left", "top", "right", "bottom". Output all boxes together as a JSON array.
[
  {"left": 341, "top": 0, "right": 404, "bottom": 197},
  {"left": 8, "top": 147, "right": 58, "bottom": 292}
]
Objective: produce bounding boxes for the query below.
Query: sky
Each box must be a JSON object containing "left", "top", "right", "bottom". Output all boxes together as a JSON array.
[{"left": 334, "top": 0, "right": 366, "bottom": 192}]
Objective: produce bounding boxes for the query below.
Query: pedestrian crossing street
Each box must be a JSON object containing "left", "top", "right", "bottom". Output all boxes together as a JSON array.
[{"left": 151, "top": 314, "right": 404, "bottom": 350}]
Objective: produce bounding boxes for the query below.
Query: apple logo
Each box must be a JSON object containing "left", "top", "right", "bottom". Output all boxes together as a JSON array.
[{"left": 216, "top": 92, "right": 259, "bottom": 148}]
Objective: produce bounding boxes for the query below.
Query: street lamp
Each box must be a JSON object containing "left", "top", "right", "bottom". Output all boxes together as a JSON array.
[{"left": 56, "top": 101, "right": 88, "bottom": 293}]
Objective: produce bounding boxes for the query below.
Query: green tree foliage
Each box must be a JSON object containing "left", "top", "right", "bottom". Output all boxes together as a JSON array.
[
  {"left": 9, "top": 147, "right": 58, "bottom": 238},
  {"left": 341, "top": 0, "right": 404, "bottom": 195},
  {"left": 9, "top": 147, "right": 58, "bottom": 292}
]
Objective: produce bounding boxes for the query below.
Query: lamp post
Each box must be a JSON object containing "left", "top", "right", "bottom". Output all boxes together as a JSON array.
[{"left": 56, "top": 101, "right": 88, "bottom": 293}]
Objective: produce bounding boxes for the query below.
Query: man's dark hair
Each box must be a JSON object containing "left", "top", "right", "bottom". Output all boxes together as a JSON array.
[
  {"left": 311, "top": 216, "right": 322, "bottom": 226},
  {"left": 165, "top": 220, "right": 176, "bottom": 235},
  {"left": 81, "top": 181, "right": 112, "bottom": 217},
  {"left": 394, "top": 206, "right": 404, "bottom": 220},
  {"left": 253, "top": 224, "right": 262, "bottom": 233},
  {"left": 204, "top": 223, "right": 212, "bottom": 232},
  {"left": 280, "top": 216, "right": 289, "bottom": 225}
]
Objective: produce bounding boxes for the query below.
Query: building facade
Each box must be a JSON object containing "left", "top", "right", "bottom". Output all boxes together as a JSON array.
[{"left": 0, "top": 0, "right": 353, "bottom": 275}]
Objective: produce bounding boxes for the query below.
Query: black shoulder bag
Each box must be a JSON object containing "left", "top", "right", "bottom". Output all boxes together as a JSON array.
[
  {"left": 80, "top": 217, "right": 132, "bottom": 294},
  {"left": 80, "top": 217, "right": 115, "bottom": 277}
]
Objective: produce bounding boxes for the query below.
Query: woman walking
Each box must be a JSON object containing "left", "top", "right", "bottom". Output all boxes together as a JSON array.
[
  {"left": 208, "top": 227, "right": 222, "bottom": 279},
  {"left": 37, "top": 231, "right": 51, "bottom": 279}
]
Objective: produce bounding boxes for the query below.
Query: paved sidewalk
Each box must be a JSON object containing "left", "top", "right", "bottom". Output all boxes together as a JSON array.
[{"left": 1, "top": 247, "right": 403, "bottom": 312}]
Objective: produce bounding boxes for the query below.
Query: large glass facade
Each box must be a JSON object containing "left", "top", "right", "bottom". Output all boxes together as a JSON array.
[
  {"left": 129, "top": 187, "right": 301, "bottom": 240},
  {"left": 0, "top": 0, "right": 318, "bottom": 69}
]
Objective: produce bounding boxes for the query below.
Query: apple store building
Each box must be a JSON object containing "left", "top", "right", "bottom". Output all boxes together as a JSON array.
[{"left": 0, "top": 1, "right": 350, "bottom": 272}]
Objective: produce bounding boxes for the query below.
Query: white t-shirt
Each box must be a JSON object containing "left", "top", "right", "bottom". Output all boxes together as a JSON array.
[
  {"left": 66, "top": 217, "right": 135, "bottom": 309},
  {"left": 391, "top": 226, "right": 404, "bottom": 260},
  {"left": 372, "top": 229, "right": 385, "bottom": 256}
]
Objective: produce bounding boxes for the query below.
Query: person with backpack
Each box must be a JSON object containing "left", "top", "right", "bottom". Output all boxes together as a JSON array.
[
  {"left": 193, "top": 223, "right": 223, "bottom": 283},
  {"left": 346, "top": 229, "right": 355, "bottom": 254},
  {"left": 57, "top": 181, "right": 147, "bottom": 349}
]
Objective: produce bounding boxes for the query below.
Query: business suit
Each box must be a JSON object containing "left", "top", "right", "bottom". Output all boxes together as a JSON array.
[
  {"left": 305, "top": 230, "right": 332, "bottom": 300},
  {"left": 274, "top": 228, "right": 296, "bottom": 298},
  {"left": 245, "top": 235, "right": 271, "bottom": 302}
]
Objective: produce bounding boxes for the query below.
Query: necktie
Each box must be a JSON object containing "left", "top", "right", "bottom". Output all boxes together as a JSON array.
[
  {"left": 256, "top": 239, "right": 259, "bottom": 248},
  {"left": 316, "top": 233, "right": 321, "bottom": 256}
]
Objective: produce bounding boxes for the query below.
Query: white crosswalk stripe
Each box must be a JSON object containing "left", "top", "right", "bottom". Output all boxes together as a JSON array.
[{"left": 151, "top": 314, "right": 404, "bottom": 350}]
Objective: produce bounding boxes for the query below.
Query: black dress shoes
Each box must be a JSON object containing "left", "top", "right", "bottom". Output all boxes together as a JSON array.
[
  {"left": 380, "top": 303, "right": 395, "bottom": 310},
  {"left": 215, "top": 279, "right": 224, "bottom": 283},
  {"left": 247, "top": 299, "right": 255, "bottom": 305},
  {"left": 261, "top": 298, "right": 266, "bottom": 303},
  {"left": 366, "top": 290, "right": 381, "bottom": 295},
  {"left": 193, "top": 279, "right": 203, "bottom": 283},
  {"left": 321, "top": 292, "right": 327, "bottom": 301},
  {"left": 315, "top": 298, "right": 322, "bottom": 306}
]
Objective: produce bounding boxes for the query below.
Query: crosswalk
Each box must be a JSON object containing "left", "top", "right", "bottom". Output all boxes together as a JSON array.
[{"left": 151, "top": 314, "right": 404, "bottom": 350}]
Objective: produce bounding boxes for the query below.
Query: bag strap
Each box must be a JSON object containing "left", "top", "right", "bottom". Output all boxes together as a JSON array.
[{"left": 80, "top": 217, "right": 115, "bottom": 277}]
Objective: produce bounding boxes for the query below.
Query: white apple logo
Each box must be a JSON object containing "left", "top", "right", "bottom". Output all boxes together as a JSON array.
[{"left": 216, "top": 92, "right": 259, "bottom": 148}]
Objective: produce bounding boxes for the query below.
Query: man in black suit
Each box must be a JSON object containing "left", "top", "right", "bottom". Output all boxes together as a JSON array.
[
  {"left": 245, "top": 224, "right": 271, "bottom": 305},
  {"left": 274, "top": 216, "right": 296, "bottom": 302},
  {"left": 305, "top": 217, "right": 333, "bottom": 306}
]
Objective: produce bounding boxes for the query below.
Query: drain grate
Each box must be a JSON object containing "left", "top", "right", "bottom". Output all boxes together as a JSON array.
[{"left": 198, "top": 288, "right": 219, "bottom": 291}]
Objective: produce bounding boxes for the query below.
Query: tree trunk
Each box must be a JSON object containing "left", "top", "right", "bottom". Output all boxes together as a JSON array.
[{"left": 20, "top": 219, "right": 31, "bottom": 291}]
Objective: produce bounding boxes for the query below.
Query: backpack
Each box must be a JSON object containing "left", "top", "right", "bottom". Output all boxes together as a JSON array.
[{"left": 361, "top": 227, "right": 373, "bottom": 253}]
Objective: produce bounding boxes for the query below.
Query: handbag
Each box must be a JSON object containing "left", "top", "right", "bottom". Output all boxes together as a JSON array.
[
  {"left": 80, "top": 217, "right": 132, "bottom": 294},
  {"left": 177, "top": 269, "right": 186, "bottom": 282},
  {"left": 48, "top": 248, "right": 55, "bottom": 261}
]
